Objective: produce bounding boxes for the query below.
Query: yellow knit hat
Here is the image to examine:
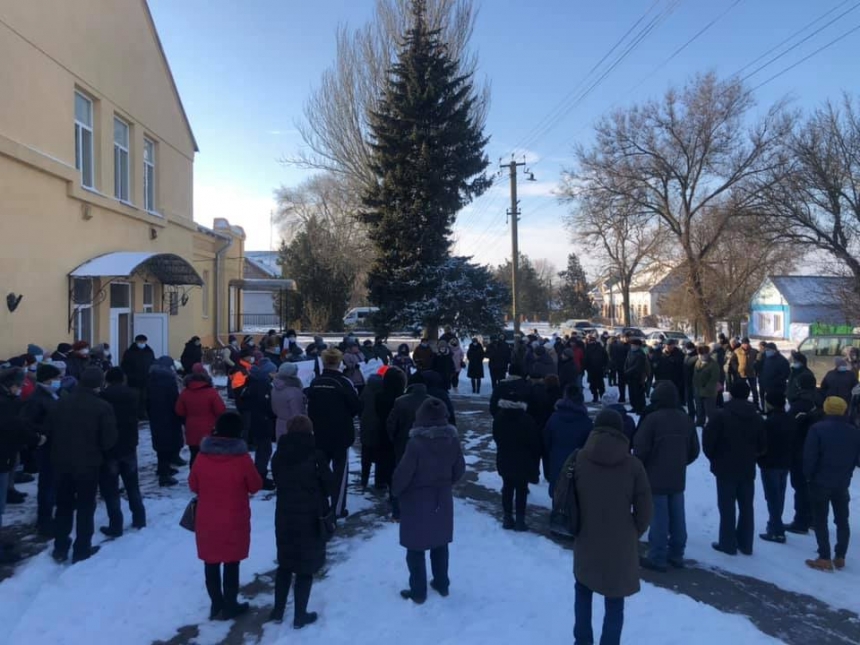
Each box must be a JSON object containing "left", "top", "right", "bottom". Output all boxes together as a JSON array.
[{"left": 823, "top": 396, "right": 848, "bottom": 417}]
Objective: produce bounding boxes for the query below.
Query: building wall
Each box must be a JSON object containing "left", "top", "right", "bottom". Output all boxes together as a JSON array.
[{"left": 0, "top": 0, "right": 243, "bottom": 359}]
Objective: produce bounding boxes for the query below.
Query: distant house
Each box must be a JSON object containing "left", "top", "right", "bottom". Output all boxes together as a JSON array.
[
  {"left": 241, "top": 251, "right": 281, "bottom": 327},
  {"left": 597, "top": 267, "right": 684, "bottom": 327},
  {"left": 749, "top": 276, "right": 853, "bottom": 341}
]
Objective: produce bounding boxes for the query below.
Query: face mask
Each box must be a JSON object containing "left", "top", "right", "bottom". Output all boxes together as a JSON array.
[
  {"left": 247, "top": 357, "right": 256, "bottom": 365},
  {"left": 28, "top": 364, "right": 38, "bottom": 372},
  {"left": 248, "top": 343, "right": 256, "bottom": 348},
  {"left": 137, "top": 343, "right": 146, "bottom": 350},
  {"left": 766, "top": 350, "right": 776, "bottom": 357},
  {"left": 34, "top": 355, "right": 43, "bottom": 363},
  {"left": 792, "top": 362, "right": 802, "bottom": 369},
  {"left": 49, "top": 380, "right": 62, "bottom": 391},
  {"left": 288, "top": 337, "right": 296, "bottom": 343},
  {"left": 420, "top": 342, "right": 428, "bottom": 347},
  {"left": 195, "top": 341, "right": 201, "bottom": 347},
  {"left": 230, "top": 341, "right": 238, "bottom": 348},
  {"left": 80, "top": 349, "right": 90, "bottom": 357},
  {"left": 838, "top": 365, "right": 850, "bottom": 372},
  {"left": 700, "top": 355, "right": 710, "bottom": 361}
]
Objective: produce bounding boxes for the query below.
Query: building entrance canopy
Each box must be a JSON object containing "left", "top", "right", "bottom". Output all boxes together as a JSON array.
[{"left": 70, "top": 252, "right": 203, "bottom": 286}]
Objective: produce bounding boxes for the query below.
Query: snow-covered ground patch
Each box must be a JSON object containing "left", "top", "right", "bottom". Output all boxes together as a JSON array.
[{"left": 259, "top": 500, "right": 781, "bottom": 645}]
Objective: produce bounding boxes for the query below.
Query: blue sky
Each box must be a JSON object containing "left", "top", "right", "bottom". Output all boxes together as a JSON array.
[{"left": 148, "top": 0, "right": 860, "bottom": 275}]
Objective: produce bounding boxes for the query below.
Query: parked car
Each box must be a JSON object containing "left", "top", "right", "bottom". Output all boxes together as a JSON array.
[
  {"left": 560, "top": 319, "right": 596, "bottom": 337},
  {"left": 796, "top": 331, "right": 860, "bottom": 384},
  {"left": 621, "top": 327, "right": 646, "bottom": 339},
  {"left": 645, "top": 330, "right": 690, "bottom": 348},
  {"left": 343, "top": 306, "right": 379, "bottom": 329}
]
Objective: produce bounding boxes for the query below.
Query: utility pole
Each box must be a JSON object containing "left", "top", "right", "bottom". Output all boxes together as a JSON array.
[{"left": 503, "top": 158, "right": 534, "bottom": 335}]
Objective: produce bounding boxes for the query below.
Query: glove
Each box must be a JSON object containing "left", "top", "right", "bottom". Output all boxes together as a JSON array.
[{"left": 37, "top": 433, "right": 48, "bottom": 447}]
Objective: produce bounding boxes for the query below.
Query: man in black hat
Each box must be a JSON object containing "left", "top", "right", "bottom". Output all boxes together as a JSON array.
[
  {"left": 121, "top": 334, "right": 155, "bottom": 420},
  {"left": 624, "top": 338, "right": 650, "bottom": 414},
  {"left": 760, "top": 342, "right": 790, "bottom": 404},
  {"left": 49, "top": 367, "right": 117, "bottom": 563}
]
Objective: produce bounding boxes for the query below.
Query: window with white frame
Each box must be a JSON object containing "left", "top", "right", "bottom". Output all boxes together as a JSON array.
[
  {"left": 143, "top": 283, "right": 154, "bottom": 313},
  {"left": 113, "top": 117, "right": 130, "bottom": 202},
  {"left": 143, "top": 137, "right": 156, "bottom": 212},
  {"left": 74, "top": 92, "right": 95, "bottom": 188},
  {"left": 72, "top": 278, "right": 94, "bottom": 344}
]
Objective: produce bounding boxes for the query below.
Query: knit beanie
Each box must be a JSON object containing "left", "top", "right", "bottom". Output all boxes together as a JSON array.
[
  {"left": 415, "top": 397, "right": 449, "bottom": 427},
  {"left": 287, "top": 415, "right": 314, "bottom": 434},
  {"left": 322, "top": 348, "right": 343, "bottom": 370},
  {"left": 192, "top": 363, "right": 207, "bottom": 375},
  {"left": 214, "top": 412, "right": 244, "bottom": 438},
  {"left": 594, "top": 408, "right": 623, "bottom": 433},
  {"left": 823, "top": 396, "right": 848, "bottom": 416},
  {"left": 80, "top": 367, "right": 105, "bottom": 389},
  {"left": 278, "top": 362, "right": 298, "bottom": 377},
  {"left": 27, "top": 344, "right": 44, "bottom": 358},
  {"left": 729, "top": 380, "right": 751, "bottom": 400},
  {"left": 35, "top": 363, "right": 61, "bottom": 383}
]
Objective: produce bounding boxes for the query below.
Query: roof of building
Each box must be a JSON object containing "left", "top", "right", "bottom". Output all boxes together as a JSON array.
[
  {"left": 768, "top": 275, "right": 851, "bottom": 307},
  {"left": 244, "top": 251, "right": 280, "bottom": 278}
]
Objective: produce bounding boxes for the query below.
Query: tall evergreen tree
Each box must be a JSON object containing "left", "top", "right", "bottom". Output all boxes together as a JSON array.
[
  {"left": 557, "top": 252, "right": 597, "bottom": 319},
  {"left": 361, "top": 0, "right": 490, "bottom": 336}
]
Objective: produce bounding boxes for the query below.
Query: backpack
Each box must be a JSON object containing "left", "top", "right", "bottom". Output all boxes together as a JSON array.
[{"left": 549, "top": 449, "right": 581, "bottom": 538}]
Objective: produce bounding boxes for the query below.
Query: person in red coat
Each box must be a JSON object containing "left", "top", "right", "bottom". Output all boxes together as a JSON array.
[
  {"left": 175, "top": 365, "right": 226, "bottom": 468},
  {"left": 189, "top": 412, "right": 263, "bottom": 621}
]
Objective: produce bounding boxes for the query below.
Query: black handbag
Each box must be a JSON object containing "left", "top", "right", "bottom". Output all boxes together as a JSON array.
[{"left": 179, "top": 497, "right": 198, "bottom": 532}]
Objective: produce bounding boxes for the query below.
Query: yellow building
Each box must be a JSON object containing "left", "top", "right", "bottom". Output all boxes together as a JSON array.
[{"left": 0, "top": 0, "right": 253, "bottom": 360}]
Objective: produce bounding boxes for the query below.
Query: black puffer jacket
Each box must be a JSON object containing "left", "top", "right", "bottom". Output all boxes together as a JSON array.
[
  {"left": 490, "top": 376, "right": 532, "bottom": 417},
  {"left": 1, "top": 387, "right": 42, "bottom": 473},
  {"left": 703, "top": 398, "right": 766, "bottom": 480},
  {"left": 272, "top": 431, "right": 335, "bottom": 574},
  {"left": 492, "top": 402, "right": 542, "bottom": 484},
  {"left": 49, "top": 388, "right": 117, "bottom": 475},
  {"left": 100, "top": 383, "right": 140, "bottom": 457},
  {"left": 819, "top": 368, "right": 858, "bottom": 405},
  {"left": 121, "top": 344, "right": 156, "bottom": 389},
  {"left": 387, "top": 384, "right": 430, "bottom": 462},
  {"left": 306, "top": 370, "right": 362, "bottom": 454},
  {"left": 632, "top": 382, "right": 700, "bottom": 494},
  {"left": 758, "top": 409, "right": 795, "bottom": 470},
  {"left": 147, "top": 367, "right": 184, "bottom": 454}
]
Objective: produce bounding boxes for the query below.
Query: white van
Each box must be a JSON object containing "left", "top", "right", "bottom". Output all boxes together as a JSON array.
[{"left": 343, "top": 306, "right": 379, "bottom": 329}]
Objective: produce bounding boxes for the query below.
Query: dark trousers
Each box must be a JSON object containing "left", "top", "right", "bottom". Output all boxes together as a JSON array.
[
  {"left": 616, "top": 373, "right": 627, "bottom": 403},
  {"left": 36, "top": 445, "right": 56, "bottom": 533},
  {"left": 99, "top": 452, "right": 146, "bottom": 533},
  {"left": 451, "top": 372, "right": 460, "bottom": 389},
  {"left": 189, "top": 445, "right": 200, "bottom": 470},
  {"left": 684, "top": 383, "right": 696, "bottom": 419},
  {"left": 789, "top": 454, "right": 811, "bottom": 530},
  {"left": 470, "top": 378, "right": 482, "bottom": 394},
  {"left": 648, "top": 493, "right": 687, "bottom": 566},
  {"left": 760, "top": 468, "right": 788, "bottom": 537},
  {"left": 695, "top": 396, "right": 716, "bottom": 427},
  {"left": 809, "top": 484, "right": 850, "bottom": 560},
  {"left": 53, "top": 471, "right": 98, "bottom": 558},
  {"left": 716, "top": 476, "right": 755, "bottom": 554},
  {"left": 406, "top": 545, "right": 449, "bottom": 600},
  {"left": 490, "top": 369, "right": 505, "bottom": 389},
  {"left": 574, "top": 579, "right": 624, "bottom": 645},
  {"left": 501, "top": 478, "right": 528, "bottom": 520},
  {"left": 323, "top": 449, "right": 349, "bottom": 515},
  {"left": 240, "top": 410, "right": 253, "bottom": 447},
  {"left": 746, "top": 376, "right": 760, "bottom": 407},
  {"left": 156, "top": 451, "right": 174, "bottom": 477},
  {"left": 253, "top": 421, "right": 273, "bottom": 481},
  {"left": 608, "top": 368, "right": 617, "bottom": 386},
  {"left": 360, "top": 444, "right": 375, "bottom": 488},
  {"left": 204, "top": 561, "right": 240, "bottom": 611},
  {"left": 628, "top": 381, "right": 645, "bottom": 413},
  {"left": 274, "top": 567, "right": 313, "bottom": 619},
  {"left": 134, "top": 386, "right": 148, "bottom": 420},
  {"left": 587, "top": 370, "right": 606, "bottom": 400}
]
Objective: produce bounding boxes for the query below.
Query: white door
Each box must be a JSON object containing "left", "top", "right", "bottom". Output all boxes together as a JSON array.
[
  {"left": 134, "top": 313, "right": 169, "bottom": 358},
  {"left": 108, "top": 283, "right": 132, "bottom": 358}
]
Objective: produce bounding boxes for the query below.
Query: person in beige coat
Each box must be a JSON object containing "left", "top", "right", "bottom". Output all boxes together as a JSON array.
[{"left": 573, "top": 408, "right": 653, "bottom": 645}]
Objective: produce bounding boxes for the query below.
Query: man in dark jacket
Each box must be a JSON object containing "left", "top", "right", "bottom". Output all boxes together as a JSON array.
[
  {"left": 623, "top": 338, "right": 650, "bottom": 414},
  {"left": 49, "top": 367, "right": 117, "bottom": 563},
  {"left": 147, "top": 357, "right": 185, "bottom": 486},
  {"left": 682, "top": 342, "right": 698, "bottom": 419},
  {"left": 245, "top": 362, "right": 277, "bottom": 489},
  {"left": 373, "top": 337, "right": 393, "bottom": 365},
  {"left": 493, "top": 392, "right": 542, "bottom": 531},
  {"left": 760, "top": 343, "right": 790, "bottom": 402},
  {"left": 20, "top": 364, "right": 62, "bottom": 537},
  {"left": 654, "top": 340, "right": 685, "bottom": 404},
  {"left": 633, "top": 382, "right": 700, "bottom": 571},
  {"left": 0, "top": 368, "right": 46, "bottom": 563},
  {"left": 490, "top": 366, "right": 531, "bottom": 418},
  {"left": 180, "top": 336, "right": 203, "bottom": 375},
  {"left": 758, "top": 391, "right": 794, "bottom": 543},
  {"left": 786, "top": 351, "right": 814, "bottom": 404},
  {"left": 703, "top": 381, "right": 766, "bottom": 556},
  {"left": 785, "top": 372, "right": 821, "bottom": 535},
  {"left": 557, "top": 347, "right": 580, "bottom": 394},
  {"left": 386, "top": 375, "right": 431, "bottom": 521},
  {"left": 412, "top": 339, "right": 435, "bottom": 372},
  {"left": 803, "top": 397, "right": 860, "bottom": 571},
  {"left": 306, "top": 348, "right": 362, "bottom": 517},
  {"left": 543, "top": 383, "right": 593, "bottom": 498},
  {"left": 99, "top": 368, "right": 146, "bottom": 536},
  {"left": 819, "top": 357, "right": 858, "bottom": 406},
  {"left": 610, "top": 336, "right": 630, "bottom": 404},
  {"left": 486, "top": 335, "right": 511, "bottom": 389},
  {"left": 121, "top": 334, "right": 156, "bottom": 419},
  {"left": 584, "top": 336, "right": 608, "bottom": 403}
]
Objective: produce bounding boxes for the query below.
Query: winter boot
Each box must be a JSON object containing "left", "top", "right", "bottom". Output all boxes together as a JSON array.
[
  {"left": 6, "top": 489, "right": 26, "bottom": 504},
  {"left": 170, "top": 455, "right": 187, "bottom": 467},
  {"left": 759, "top": 532, "right": 786, "bottom": 544},
  {"left": 267, "top": 607, "right": 285, "bottom": 624},
  {"left": 14, "top": 472, "right": 35, "bottom": 484},
  {"left": 502, "top": 514, "right": 515, "bottom": 530},
  {"left": 71, "top": 545, "right": 100, "bottom": 564},
  {"left": 639, "top": 556, "right": 668, "bottom": 573},
  {"left": 785, "top": 522, "right": 809, "bottom": 535},
  {"left": 430, "top": 579, "right": 450, "bottom": 597},
  {"left": 158, "top": 476, "right": 178, "bottom": 487},
  {"left": 220, "top": 564, "right": 249, "bottom": 620},
  {"left": 805, "top": 558, "right": 834, "bottom": 572},
  {"left": 514, "top": 518, "right": 529, "bottom": 532},
  {"left": 0, "top": 542, "right": 22, "bottom": 565},
  {"left": 293, "top": 612, "right": 318, "bottom": 630},
  {"left": 99, "top": 526, "right": 123, "bottom": 539},
  {"left": 262, "top": 478, "right": 276, "bottom": 491},
  {"left": 834, "top": 558, "right": 846, "bottom": 570},
  {"left": 399, "top": 590, "right": 426, "bottom": 604}
]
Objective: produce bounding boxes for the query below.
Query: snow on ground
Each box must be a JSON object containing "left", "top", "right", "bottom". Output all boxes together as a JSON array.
[{"left": 259, "top": 500, "right": 781, "bottom": 645}]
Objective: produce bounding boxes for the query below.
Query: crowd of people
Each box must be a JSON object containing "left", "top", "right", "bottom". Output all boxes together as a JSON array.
[{"left": 1, "top": 326, "right": 859, "bottom": 642}]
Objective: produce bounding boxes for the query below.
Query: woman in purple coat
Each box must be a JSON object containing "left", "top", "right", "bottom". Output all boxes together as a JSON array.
[{"left": 391, "top": 397, "right": 466, "bottom": 604}]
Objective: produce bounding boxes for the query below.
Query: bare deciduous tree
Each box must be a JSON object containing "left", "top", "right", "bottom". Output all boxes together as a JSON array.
[
  {"left": 571, "top": 73, "right": 793, "bottom": 340},
  {"left": 760, "top": 96, "right": 860, "bottom": 301},
  {"left": 289, "top": 0, "right": 488, "bottom": 194},
  {"left": 560, "top": 185, "right": 665, "bottom": 326}
]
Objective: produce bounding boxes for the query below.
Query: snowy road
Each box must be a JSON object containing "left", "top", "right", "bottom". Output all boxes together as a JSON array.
[{"left": 1, "top": 387, "right": 859, "bottom": 644}]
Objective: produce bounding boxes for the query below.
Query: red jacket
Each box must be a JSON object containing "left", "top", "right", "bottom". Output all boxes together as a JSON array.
[
  {"left": 175, "top": 376, "right": 226, "bottom": 447},
  {"left": 20, "top": 374, "right": 36, "bottom": 401},
  {"left": 189, "top": 436, "right": 262, "bottom": 564}
]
